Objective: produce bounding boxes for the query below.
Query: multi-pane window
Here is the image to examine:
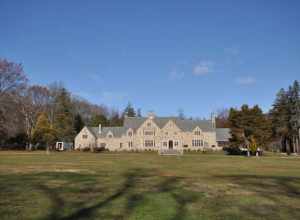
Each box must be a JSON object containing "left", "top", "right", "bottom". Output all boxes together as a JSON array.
[
  {"left": 144, "top": 130, "right": 154, "bottom": 136},
  {"left": 145, "top": 140, "right": 155, "bottom": 147},
  {"left": 108, "top": 134, "right": 113, "bottom": 138},
  {"left": 194, "top": 131, "right": 201, "bottom": 135},
  {"left": 174, "top": 141, "right": 179, "bottom": 146},
  {"left": 147, "top": 122, "right": 151, "bottom": 127},
  {"left": 192, "top": 139, "right": 203, "bottom": 147},
  {"left": 82, "top": 135, "right": 88, "bottom": 139},
  {"left": 128, "top": 131, "right": 133, "bottom": 137},
  {"left": 163, "top": 142, "right": 168, "bottom": 147},
  {"left": 128, "top": 141, "right": 133, "bottom": 148}
]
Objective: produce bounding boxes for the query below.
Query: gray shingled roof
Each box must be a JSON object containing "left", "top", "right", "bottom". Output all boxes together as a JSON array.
[
  {"left": 124, "top": 117, "right": 214, "bottom": 132},
  {"left": 86, "top": 127, "right": 98, "bottom": 137},
  {"left": 87, "top": 117, "right": 218, "bottom": 138},
  {"left": 86, "top": 126, "right": 127, "bottom": 138},
  {"left": 99, "top": 127, "right": 127, "bottom": 138},
  {"left": 216, "top": 128, "right": 231, "bottom": 142}
]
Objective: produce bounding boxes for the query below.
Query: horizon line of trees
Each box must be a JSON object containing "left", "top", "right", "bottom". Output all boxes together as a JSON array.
[
  {"left": 0, "top": 58, "right": 140, "bottom": 150},
  {"left": 1, "top": 58, "right": 299, "bottom": 154},
  {"left": 216, "top": 80, "right": 300, "bottom": 154}
]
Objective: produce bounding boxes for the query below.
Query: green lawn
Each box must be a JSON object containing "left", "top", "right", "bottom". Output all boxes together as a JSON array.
[{"left": 0, "top": 151, "right": 300, "bottom": 220}]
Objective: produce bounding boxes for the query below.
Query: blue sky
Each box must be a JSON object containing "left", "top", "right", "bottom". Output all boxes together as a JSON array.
[{"left": 1, "top": 0, "right": 300, "bottom": 117}]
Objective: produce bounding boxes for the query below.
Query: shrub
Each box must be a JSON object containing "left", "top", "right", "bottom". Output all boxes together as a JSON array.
[{"left": 223, "top": 146, "right": 242, "bottom": 155}]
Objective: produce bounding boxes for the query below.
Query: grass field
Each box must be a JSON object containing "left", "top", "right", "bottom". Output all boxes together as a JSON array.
[{"left": 0, "top": 151, "right": 300, "bottom": 220}]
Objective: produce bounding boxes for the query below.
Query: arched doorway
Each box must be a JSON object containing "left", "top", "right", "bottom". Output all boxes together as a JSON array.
[{"left": 168, "top": 140, "right": 173, "bottom": 149}]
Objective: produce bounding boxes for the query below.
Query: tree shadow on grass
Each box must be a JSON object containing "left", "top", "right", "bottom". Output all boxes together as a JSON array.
[
  {"left": 59, "top": 169, "right": 143, "bottom": 220},
  {"left": 216, "top": 175, "right": 300, "bottom": 199},
  {"left": 36, "top": 169, "right": 198, "bottom": 220},
  {"left": 214, "top": 175, "right": 300, "bottom": 219},
  {"left": 0, "top": 169, "right": 199, "bottom": 220},
  {"left": 156, "top": 176, "right": 199, "bottom": 220},
  {"left": 35, "top": 184, "right": 65, "bottom": 220}
]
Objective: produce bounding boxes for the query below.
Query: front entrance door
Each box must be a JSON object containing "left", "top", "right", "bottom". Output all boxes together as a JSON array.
[{"left": 168, "top": 140, "right": 173, "bottom": 149}]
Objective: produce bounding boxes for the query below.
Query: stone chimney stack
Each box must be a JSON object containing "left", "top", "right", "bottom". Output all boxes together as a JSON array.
[
  {"left": 211, "top": 113, "right": 216, "bottom": 129},
  {"left": 99, "top": 124, "right": 102, "bottom": 134},
  {"left": 148, "top": 111, "right": 155, "bottom": 119}
]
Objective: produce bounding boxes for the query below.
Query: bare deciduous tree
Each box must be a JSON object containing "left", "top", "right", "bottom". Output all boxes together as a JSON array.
[
  {"left": 19, "top": 85, "right": 51, "bottom": 150},
  {"left": 0, "top": 59, "right": 28, "bottom": 143},
  {"left": 0, "top": 59, "right": 27, "bottom": 98}
]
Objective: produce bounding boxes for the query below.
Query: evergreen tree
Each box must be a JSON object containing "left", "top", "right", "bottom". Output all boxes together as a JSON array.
[
  {"left": 229, "top": 105, "right": 272, "bottom": 148},
  {"left": 137, "top": 108, "right": 142, "bottom": 117},
  {"left": 74, "top": 114, "right": 85, "bottom": 133},
  {"left": 228, "top": 107, "right": 246, "bottom": 147},
  {"left": 123, "top": 102, "right": 136, "bottom": 117},
  {"left": 109, "top": 111, "right": 123, "bottom": 126},
  {"left": 53, "top": 88, "right": 75, "bottom": 142},
  {"left": 287, "top": 81, "right": 300, "bottom": 153},
  {"left": 89, "top": 114, "right": 109, "bottom": 127},
  {"left": 270, "top": 81, "right": 300, "bottom": 154}
]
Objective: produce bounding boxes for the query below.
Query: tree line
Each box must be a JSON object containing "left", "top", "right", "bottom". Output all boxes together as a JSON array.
[
  {"left": 216, "top": 81, "right": 300, "bottom": 154},
  {"left": 0, "top": 58, "right": 140, "bottom": 150},
  {"left": 1, "top": 58, "right": 299, "bottom": 153}
]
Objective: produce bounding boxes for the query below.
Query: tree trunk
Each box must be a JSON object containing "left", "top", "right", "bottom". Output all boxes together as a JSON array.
[
  {"left": 291, "top": 136, "right": 295, "bottom": 154},
  {"left": 46, "top": 142, "right": 50, "bottom": 154},
  {"left": 298, "top": 128, "right": 300, "bottom": 154},
  {"left": 286, "top": 138, "right": 290, "bottom": 155},
  {"left": 296, "top": 137, "right": 299, "bottom": 154},
  {"left": 296, "top": 135, "right": 300, "bottom": 154}
]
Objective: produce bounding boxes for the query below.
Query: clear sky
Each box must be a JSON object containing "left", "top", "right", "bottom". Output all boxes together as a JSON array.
[{"left": 1, "top": 0, "right": 300, "bottom": 117}]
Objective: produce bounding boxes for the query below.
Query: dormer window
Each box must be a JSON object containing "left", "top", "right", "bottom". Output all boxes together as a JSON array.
[
  {"left": 108, "top": 134, "right": 113, "bottom": 138},
  {"left": 128, "top": 131, "right": 133, "bottom": 137},
  {"left": 82, "top": 135, "right": 88, "bottom": 139},
  {"left": 147, "top": 122, "right": 151, "bottom": 127}
]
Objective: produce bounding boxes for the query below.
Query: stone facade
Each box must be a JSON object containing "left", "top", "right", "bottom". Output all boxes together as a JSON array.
[{"left": 74, "top": 113, "right": 230, "bottom": 152}]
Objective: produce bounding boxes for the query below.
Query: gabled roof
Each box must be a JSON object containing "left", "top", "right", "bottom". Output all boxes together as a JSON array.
[
  {"left": 124, "top": 117, "right": 214, "bottom": 132},
  {"left": 86, "top": 126, "right": 127, "bottom": 138},
  {"left": 86, "top": 117, "right": 218, "bottom": 139},
  {"left": 173, "top": 118, "right": 214, "bottom": 132},
  {"left": 86, "top": 126, "right": 98, "bottom": 137},
  {"left": 216, "top": 128, "right": 231, "bottom": 142},
  {"left": 123, "top": 117, "right": 146, "bottom": 130},
  {"left": 99, "top": 127, "right": 127, "bottom": 138}
]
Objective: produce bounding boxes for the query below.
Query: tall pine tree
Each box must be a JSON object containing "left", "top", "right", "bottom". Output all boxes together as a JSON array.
[
  {"left": 123, "top": 102, "right": 136, "bottom": 117},
  {"left": 270, "top": 80, "right": 300, "bottom": 154},
  {"left": 74, "top": 114, "right": 85, "bottom": 134},
  {"left": 53, "top": 88, "right": 75, "bottom": 142}
]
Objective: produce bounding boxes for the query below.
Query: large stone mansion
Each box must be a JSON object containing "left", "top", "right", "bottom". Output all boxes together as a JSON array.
[{"left": 74, "top": 113, "right": 230, "bottom": 152}]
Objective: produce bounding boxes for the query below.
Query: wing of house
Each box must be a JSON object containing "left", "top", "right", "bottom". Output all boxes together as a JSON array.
[{"left": 75, "top": 113, "right": 231, "bottom": 151}]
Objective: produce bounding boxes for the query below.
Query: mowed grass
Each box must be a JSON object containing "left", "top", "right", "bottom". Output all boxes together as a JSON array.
[{"left": 0, "top": 151, "right": 300, "bottom": 220}]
